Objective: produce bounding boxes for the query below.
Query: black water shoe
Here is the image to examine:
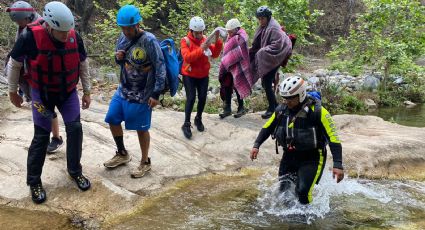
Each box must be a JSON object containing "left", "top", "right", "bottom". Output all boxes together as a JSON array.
[
  {"left": 30, "top": 183, "right": 46, "bottom": 204},
  {"left": 182, "top": 122, "right": 192, "bottom": 139},
  {"left": 71, "top": 174, "right": 91, "bottom": 191},
  {"left": 234, "top": 107, "right": 247, "bottom": 118},
  {"left": 194, "top": 116, "right": 205, "bottom": 132}
]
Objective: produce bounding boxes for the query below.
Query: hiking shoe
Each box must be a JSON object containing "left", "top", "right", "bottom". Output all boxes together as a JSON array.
[
  {"left": 30, "top": 183, "right": 46, "bottom": 204},
  {"left": 194, "top": 116, "right": 205, "bottom": 132},
  {"left": 219, "top": 106, "right": 232, "bottom": 119},
  {"left": 131, "top": 158, "right": 152, "bottom": 178},
  {"left": 261, "top": 111, "right": 274, "bottom": 119},
  {"left": 71, "top": 174, "right": 91, "bottom": 191},
  {"left": 103, "top": 150, "right": 131, "bottom": 168},
  {"left": 234, "top": 107, "right": 247, "bottom": 118},
  {"left": 47, "top": 136, "right": 64, "bottom": 153},
  {"left": 182, "top": 122, "right": 192, "bottom": 139}
]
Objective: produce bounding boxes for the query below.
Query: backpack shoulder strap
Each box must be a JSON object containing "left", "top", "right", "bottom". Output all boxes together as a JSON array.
[
  {"left": 272, "top": 104, "right": 286, "bottom": 138},
  {"left": 309, "top": 98, "right": 322, "bottom": 125},
  {"left": 273, "top": 104, "right": 287, "bottom": 154}
]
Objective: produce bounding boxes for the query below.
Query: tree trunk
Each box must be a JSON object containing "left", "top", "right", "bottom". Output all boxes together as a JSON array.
[
  {"left": 383, "top": 62, "right": 390, "bottom": 92},
  {"left": 65, "top": 0, "right": 95, "bottom": 34}
]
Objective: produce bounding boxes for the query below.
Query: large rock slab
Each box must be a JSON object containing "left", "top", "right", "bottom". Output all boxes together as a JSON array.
[
  {"left": 0, "top": 97, "right": 424, "bottom": 220},
  {"left": 334, "top": 114, "right": 425, "bottom": 180}
]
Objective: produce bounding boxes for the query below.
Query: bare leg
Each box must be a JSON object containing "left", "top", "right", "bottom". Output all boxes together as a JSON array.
[
  {"left": 137, "top": 130, "right": 150, "bottom": 163},
  {"left": 51, "top": 117, "right": 60, "bottom": 138},
  {"left": 110, "top": 124, "right": 123, "bottom": 137}
]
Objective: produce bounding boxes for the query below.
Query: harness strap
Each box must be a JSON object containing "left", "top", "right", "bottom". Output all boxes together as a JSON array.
[
  {"left": 60, "top": 52, "right": 68, "bottom": 101},
  {"left": 31, "top": 66, "right": 79, "bottom": 76},
  {"left": 38, "top": 48, "right": 78, "bottom": 56}
]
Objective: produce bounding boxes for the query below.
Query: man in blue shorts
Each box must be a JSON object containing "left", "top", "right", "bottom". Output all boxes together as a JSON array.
[{"left": 103, "top": 5, "right": 165, "bottom": 178}]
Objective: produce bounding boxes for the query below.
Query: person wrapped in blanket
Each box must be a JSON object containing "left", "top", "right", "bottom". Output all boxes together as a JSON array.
[{"left": 218, "top": 18, "right": 254, "bottom": 119}]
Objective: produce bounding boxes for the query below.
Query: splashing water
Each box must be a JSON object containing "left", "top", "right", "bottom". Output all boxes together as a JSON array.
[
  {"left": 101, "top": 167, "right": 425, "bottom": 229},
  {"left": 254, "top": 166, "right": 424, "bottom": 225}
]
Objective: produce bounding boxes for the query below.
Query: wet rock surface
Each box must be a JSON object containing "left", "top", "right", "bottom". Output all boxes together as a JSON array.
[{"left": 0, "top": 96, "right": 424, "bottom": 224}]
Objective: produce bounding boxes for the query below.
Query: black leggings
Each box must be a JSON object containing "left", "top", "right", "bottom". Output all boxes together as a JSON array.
[
  {"left": 183, "top": 76, "right": 209, "bottom": 122},
  {"left": 27, "top": 117, "right": 82, "bottom": 186},
  {"left": 262, "top": 67, "right": 280, "bottom": 112},
  {"left": 278, "top": 149, "right": 325, "bottom": 204}
]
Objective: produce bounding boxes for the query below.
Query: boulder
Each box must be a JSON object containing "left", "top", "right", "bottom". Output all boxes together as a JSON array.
[
  {"left": 313, "top": 69, "right": 328, "bottom": 78},
  {"left": 364, "top": 98, "right": 377, "bottom": 110},
  {"left": 363, "top": 75, "right": 380, "bottom": 90},
  {"left": 404, "top": 100, "right": 416, "bottom": 107}
]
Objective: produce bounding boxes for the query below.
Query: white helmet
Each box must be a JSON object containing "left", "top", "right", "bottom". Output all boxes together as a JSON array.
[
  {"left": 279, "top": 76, "right": 307, "bottom": 103},
  {"left": 189, "top": 16, "right": 205, "bottom": 31},
  {"left": 225, "top": 18, "right": 241, "bottom": 31},
  {"left": 43, "top": 1, "right": 75, "bottom": 31}
]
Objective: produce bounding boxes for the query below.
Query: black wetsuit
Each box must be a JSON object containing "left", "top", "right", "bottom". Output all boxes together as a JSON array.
[{"left": 253, "top": 96, "right": 343, "bottom": 204}]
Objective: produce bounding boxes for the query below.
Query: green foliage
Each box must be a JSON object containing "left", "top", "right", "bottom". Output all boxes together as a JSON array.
[
  {"left": 377, "top": 70, "right": 425, "bottom": 106},
  {"left": 328, "top": 0, "right": 425, "bottom": 89},
  {"left": 321, "top": 81, "right": 367, "bottom": 114},
  {"left": 162, "top": 0, "right": 322, "bottom": 48},
  {"left": 86, "top": 0, "right": 164, "bottom": 65},
  {"left": 161, "top": 0, "right": 225, "bottom": 41},
  {"left": 86, "top": 0, "right": 322, "bottom": 71},
  {"left": 0, "top": 12, "right": 18, "bottom": 49},
  {"left": 244, "top": 93, "right": 269, "bottom": 112}
]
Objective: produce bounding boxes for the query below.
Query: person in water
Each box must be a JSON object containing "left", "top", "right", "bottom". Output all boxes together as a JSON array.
[{"left": 250, "top": 76, "right": 344, "bottom": 204}]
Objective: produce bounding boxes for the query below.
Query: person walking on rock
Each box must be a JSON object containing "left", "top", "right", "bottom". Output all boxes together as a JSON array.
[
  {"left": 218, "top": 18, "right": 253, "bottom": 119},
  {"left": 249, "top": 6, "right": 292, "bottom": 119},
  {"left": 250, "top": 76, "right": 344, "bottom": 204},
  {"left": 103, "top": 5, "right": 165, "bottom": 178},
  {"left": 6, "top": 0, "right": 64, "bottom": 153},
  {"left": 180, "top": 16, "right": 223, "bottom": 139},
  {"left": 7, "top": 1, "right": 92, "bottom": 204}
]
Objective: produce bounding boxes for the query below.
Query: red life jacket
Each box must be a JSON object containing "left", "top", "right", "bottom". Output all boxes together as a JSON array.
[{"left": 27, "top": 23, "right": 79, "bottom": 93}]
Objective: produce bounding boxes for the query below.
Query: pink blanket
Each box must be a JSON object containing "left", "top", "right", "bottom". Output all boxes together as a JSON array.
[{"left": 219, "top": 28, "right": 253, "bottom": 99}]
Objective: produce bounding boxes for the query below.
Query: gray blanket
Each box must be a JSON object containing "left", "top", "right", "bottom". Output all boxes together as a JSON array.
[{"left": 249, "top": 18, "right": 292, "bottom": 81}]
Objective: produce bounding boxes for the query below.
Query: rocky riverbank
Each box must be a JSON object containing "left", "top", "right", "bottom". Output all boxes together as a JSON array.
[{"left": 0, "top": 97, "right": 424, "bottom": 227}]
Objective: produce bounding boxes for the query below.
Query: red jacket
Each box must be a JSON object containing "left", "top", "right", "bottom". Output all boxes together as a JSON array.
[
  {"left": 28, "top": 24, "right": 79, "bottom": 93},
  {"left": 180, "top": 31, "right": 223, "bottom": 78}
]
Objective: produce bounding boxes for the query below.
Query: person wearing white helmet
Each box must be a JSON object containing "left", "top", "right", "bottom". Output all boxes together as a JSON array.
[
  {"left": 218, "top": 18, "right": 253, "bottom": 119},
  {"left": 250, "top": 76, "right": 344, "bottom": 205},
  {"left": 6, "top": 1, "right": 64, "bottom": 155},
  {"left": 180, "top": 16, "right": 223, "bottom": 139},
  {"left": 7, "top": 1, "right": 92, "bottom": 204},
  {"left": 249, "top": 6, "right": 292, "bottom": 119}
]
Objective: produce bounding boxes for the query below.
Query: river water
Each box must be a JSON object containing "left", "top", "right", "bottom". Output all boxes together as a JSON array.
[
  {"left": 107, "top": 168, "right": 425, "bottom": 229},
  {"left": 366, "top": 104, "right": 425, "bottom": 127}
]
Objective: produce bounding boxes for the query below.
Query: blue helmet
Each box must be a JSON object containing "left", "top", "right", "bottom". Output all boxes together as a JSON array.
[{"left": 116, "top": 5, "right": 142, "bottom": 26}]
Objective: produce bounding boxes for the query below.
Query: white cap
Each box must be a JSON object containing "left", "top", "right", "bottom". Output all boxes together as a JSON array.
[
  {"left": 43, "top": 1, "right": 75, "bottom": 31},
  {"left": 225, "top": 18, "right": 241, "bottom": 31},
  {"left": 189, "top": 16, "right": 205, "bottom": 32}
]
